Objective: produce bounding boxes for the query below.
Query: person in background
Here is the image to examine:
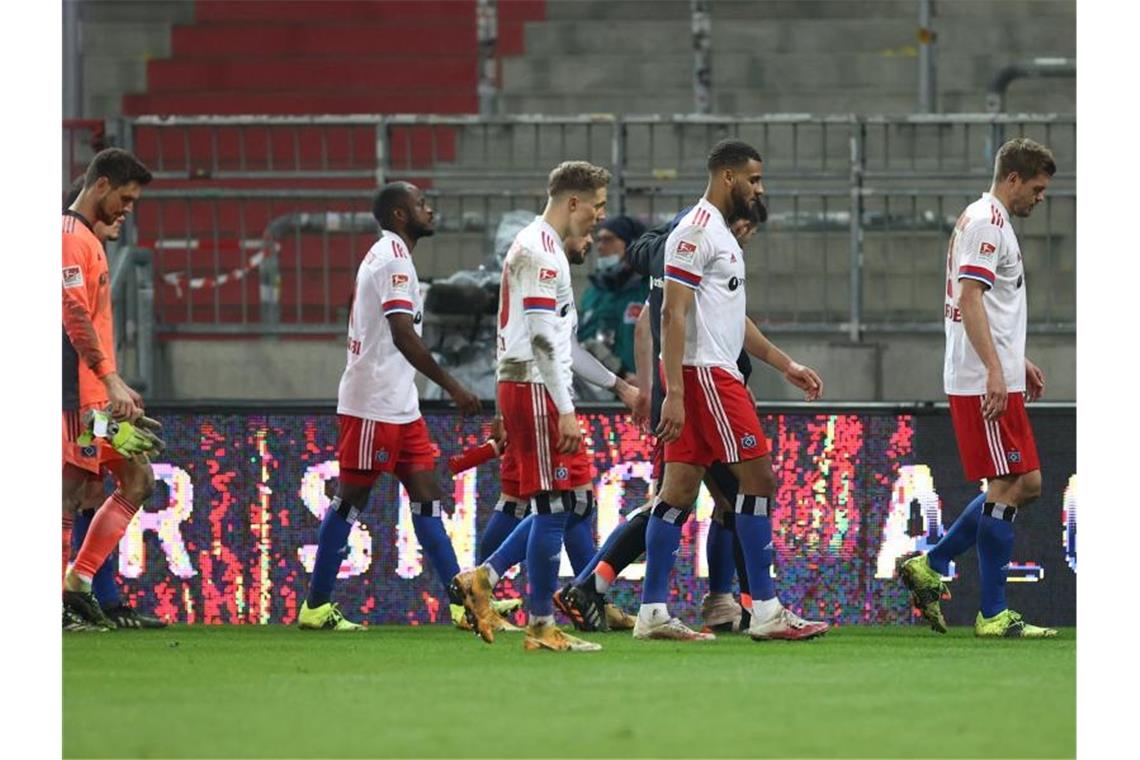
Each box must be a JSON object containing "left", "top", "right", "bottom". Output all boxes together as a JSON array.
[{"left": 576, "top": 215, "right": 649, "bottom": 385}]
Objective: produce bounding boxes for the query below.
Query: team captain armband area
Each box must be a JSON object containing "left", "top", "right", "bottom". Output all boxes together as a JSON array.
[{"left": 112, "top": 402, "right": 1075, "bottom": 628}]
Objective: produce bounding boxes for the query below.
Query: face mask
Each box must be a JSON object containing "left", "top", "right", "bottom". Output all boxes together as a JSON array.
[{"left": 596, "top": 254, "right": 622, "bottom": 271}]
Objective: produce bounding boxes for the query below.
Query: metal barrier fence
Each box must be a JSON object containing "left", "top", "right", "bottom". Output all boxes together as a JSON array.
[{"left": 84, "top": 113, "right": 1074, "bottom": 341}]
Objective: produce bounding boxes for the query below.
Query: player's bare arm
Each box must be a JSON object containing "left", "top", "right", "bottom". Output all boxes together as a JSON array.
[
  {"left": 742, "top": 316, "right": 822, "bottom": 400},
  {"left": 388, "top": 313, "right": 481, "bottom": 416},
  {"left": 958, "top": 279, "right": 1006, "bottom": 420},
  {"left": 657, "top": 279, "right": 693, "bottom": 442},
  {"left": 631, "top": 303, "right": 652, "bottom": 425},
  {"left": 1025, "top": 358, "right": 1046, "bottom": 402}
]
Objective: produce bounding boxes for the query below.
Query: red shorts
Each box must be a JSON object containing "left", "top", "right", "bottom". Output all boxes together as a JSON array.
[
  {"left": 62, "top": 406, "right": 126, "bottom": 477},
  {"left": 336, "top": 414, "right": 437, "bottom": 486},
  {"left": 649, "top": 436, "right": 665, "bottom": 488},
  {"left": 948, "top": 392, "right": 1040, "bottom": 481},
  {"left": 497, "top": 381, "right": 593, "bottom": 500},
  {"left": 665, "top": 366, "right": 770, "bottom": 467}
]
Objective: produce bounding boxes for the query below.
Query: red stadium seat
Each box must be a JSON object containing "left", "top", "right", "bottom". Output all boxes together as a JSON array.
[{"left": 126, "top": 0, "right": 548, "bottom": 331}]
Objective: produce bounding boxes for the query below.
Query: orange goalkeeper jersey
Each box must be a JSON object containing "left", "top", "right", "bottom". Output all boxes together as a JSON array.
[{"left": 62, "top": 211, "right": 114, "bottom": 407}]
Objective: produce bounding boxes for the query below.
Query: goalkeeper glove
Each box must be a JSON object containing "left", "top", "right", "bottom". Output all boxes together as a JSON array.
[{"left": 78, "top": 409, "right": 166, "bottom": 457}]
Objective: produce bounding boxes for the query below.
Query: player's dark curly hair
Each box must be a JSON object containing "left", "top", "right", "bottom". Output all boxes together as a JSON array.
[
  {"left": 372, "top": 182, "right": 417, "bottom": 229},
  {"left": 707, "top": 139, "right": 762, "bottom": 172},
  {"left": 84, "top": 148, "right": 152, "bottom": 189},
  {"left": 994, "top": 138, "right": 1056, "bottom": 183}
]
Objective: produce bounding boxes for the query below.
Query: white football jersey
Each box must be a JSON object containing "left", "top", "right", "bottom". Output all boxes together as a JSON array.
[
  {"left": 496, "top": 217, "right": 576, "bottom": 403},
  {"left": 337, "top": 230, "right": 423, "bottom": 423},
  {"left": 943, "top": 192, "right": 1027, "bottom": 395},
  {"left": 662, "top": 198, "right": 746, "bottom": 378}
]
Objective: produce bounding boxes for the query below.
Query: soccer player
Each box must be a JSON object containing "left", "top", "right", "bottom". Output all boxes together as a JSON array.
[
  {"left": 898, "top": 138, "right": 1058, "bottom": 638},
  {"left": 560, "top": 210, "right": 826, "bottom": 635},
  {"left": 299, "top": 182, "right": 482, "bottom": 631},
  {"left": 452, "top": 161, "right": 625, "bottom": 652},
  {"left": 463, "top": 233, "right": 641, "bottom": 633},
  {"left": 63, "top": 149, "right": 157, "bottom": 629},
  {"left": 62, "top": 177, "right": 165, "bottom": 629},
  {"left": 640, "top": 139, "right": 829, "bottom": 641}
]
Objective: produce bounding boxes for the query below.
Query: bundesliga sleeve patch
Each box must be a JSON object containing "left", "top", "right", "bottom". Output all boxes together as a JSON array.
[
  {"left": 672, "top": 239, "right": 698, "bottom": 265},
  {"left": 63, "top": 266, "right": 84, "bottom": 288},
  {"left": 538, "top": 267, "right": 558, "bottom": 281},
  {"left": 979, "top": 242, "right": 996, "bottom": 255},
  {"left": 390, "top": 273, "right": 410, "bottom": 292}
]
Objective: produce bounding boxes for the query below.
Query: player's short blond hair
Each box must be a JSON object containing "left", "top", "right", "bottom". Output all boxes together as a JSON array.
[
  {"left": 547, "top": 161, "right": 611, "bottom": 198},
  {"left": 993, "top": 138, "right": 1056, "bottom": 183}
]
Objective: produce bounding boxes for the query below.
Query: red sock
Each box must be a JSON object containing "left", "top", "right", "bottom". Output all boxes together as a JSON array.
[
  {"left": 62, "top": 514, "right": 74, "bottom": 583},
  {"left": 741, "top": 593, "right": 753, "bottom": 610},
  {"left": 72, "top": 492, "right": 138, "bottom": 581}
]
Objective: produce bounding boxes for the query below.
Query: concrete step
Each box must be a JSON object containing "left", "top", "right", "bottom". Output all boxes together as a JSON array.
[
  {"left": 78, "top": 0, "right": 195, "bottom": 24},
  {"left": 83, "top": 55, "right": 148, "bottom": 96},
  {"left": 81, "top": 21, "right": 174, "bottom": 57},
  {"left": 543, "top": 0, "right": 919, "bottom": 22},
  {"left": 522, "top": 18, "right": 916, "bottom": 55},
  {"left": 542, "top": 0, "right": 1072, "bottom": 22},
  {"left": 504, "top": 51, "right": 1070, "bottom": 94}
]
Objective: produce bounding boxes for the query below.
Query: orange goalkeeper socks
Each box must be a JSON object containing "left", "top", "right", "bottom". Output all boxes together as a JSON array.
[{"left": 71, "top": 491, "right": 139, "bottom": 582}]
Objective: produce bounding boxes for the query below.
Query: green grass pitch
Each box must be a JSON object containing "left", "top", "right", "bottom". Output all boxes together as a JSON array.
[{"left": 64, "top": 624, "right": 1074, "bottom": 758}]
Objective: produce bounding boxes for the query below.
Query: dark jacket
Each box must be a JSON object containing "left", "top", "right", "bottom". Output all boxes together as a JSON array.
[{"left": 627, "top": 215, "right": 752, "bottom": 430}]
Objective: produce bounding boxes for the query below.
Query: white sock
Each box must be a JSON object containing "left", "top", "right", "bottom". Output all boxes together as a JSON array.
[
  {"left": 638, "top": 602, "right": 669, "bottom": 623},
  {"left": 482, "top": 563, "right": 500, "bottom": 587},
  {"left": 752, "top": 597, "right": 782, "bottom": 623},
  {"left": 530, "top": 613, "right": 555, "bottom": 627}
]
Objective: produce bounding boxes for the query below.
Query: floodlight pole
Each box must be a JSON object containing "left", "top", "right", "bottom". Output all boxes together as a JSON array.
[{"left": 691, "top": 0, "right": 712, "bottom": 114}]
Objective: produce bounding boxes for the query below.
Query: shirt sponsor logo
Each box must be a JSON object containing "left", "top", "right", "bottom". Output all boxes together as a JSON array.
[
  {"left": 63, "top": 266, "right": 84, "bottom": 288},
  {"left": 623, "top": 302, "right": 642, "bottom": 324},
  {"left": 979, "top": 242, "right": 996, "bottom": 255},
  {"left": 560, "top": 303, "right": 570, "bottom": 317},
  {"left": 414, "top": 311, "right": 423, "bottom": 325},
  {"left": 728, "top": 276, "right": 744, "bottom": 291},
  {"left": 1015, "top": 274, "right": 1023, "bottom": 289},
  {"left": 741, "top": 433, "right": 757, "bottom": 449},
  {"left": 538, "top": 268, "right": 559, "bottom": 281},
  {"left": 391, "top": 273, "right": 410, "bottom": 292}
]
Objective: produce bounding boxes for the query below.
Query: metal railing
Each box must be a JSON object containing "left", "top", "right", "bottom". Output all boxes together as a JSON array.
[{"left": 86, "top": 113, "right": 1074, "bottom": 339}]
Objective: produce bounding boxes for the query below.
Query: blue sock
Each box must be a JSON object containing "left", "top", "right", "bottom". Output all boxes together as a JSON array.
[
  {"left": 71, "top": 508, "right": 93, "bottom": 553},
  {"left": 977, "top": 503, "right": 1017, "bottom": 618},
  {"left": 735, "top": 495, "right": 776, "bottom": 601},
  {"left": 526, "top": 511, "right": 569, "bottom": 617},
  {"left": 487, "top": 514, "right": 533, "bottom": 579},
  {"left": 92, "top": 556, "right": 121, "bottom": 608},
  {"left": 572, "top": 518, "right": 626, "bottom": 586},
  {"left": 72, "top": 509, "right": 122, "bottom": 608},
  {"left": 306, "top": 497, "right": 356, "bottom": 608},
  {"left": 411, "top": 503, "right": 460, "bottom": 597},
  {"left": 928, "top": 493, "right": 985, "bottom": 575},
  {"left": 563, "top": 512, "right": 596, "bottom": 577},
  {"left": 478, "top": 508, "right": 522, "bottom": 564},
  {"left": 706, "top": 519, "right": 736, "bottom": 595},
  {"left": 642, "top": 501, "right": 690, "bottom": 604}
]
